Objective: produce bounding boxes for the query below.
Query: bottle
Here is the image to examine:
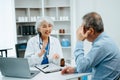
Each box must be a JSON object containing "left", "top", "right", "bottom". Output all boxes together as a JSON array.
[
  {"left": 60, "top": 58, "right": 65, "bottom": 67},
  {"left": 61, "top": 39, "right": 70, "bottom": 47}
]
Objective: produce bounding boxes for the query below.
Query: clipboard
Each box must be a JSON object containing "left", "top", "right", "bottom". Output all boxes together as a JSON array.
[{"left": 35, "top": 63, "right": 62, "bottom": 73}]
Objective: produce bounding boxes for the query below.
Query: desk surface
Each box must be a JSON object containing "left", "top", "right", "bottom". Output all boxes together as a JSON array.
[{"left": 0, "top": 68, "right": 91, "bottom": 80}]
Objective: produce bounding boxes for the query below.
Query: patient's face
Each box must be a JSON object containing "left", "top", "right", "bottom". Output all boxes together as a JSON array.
[{"left": 39, "top": 21, "right": 53, "bottom": 37}]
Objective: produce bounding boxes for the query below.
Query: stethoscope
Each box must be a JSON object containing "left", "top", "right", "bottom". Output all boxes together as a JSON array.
[{"left": 39, "top": 36, "right": 50, "bottom": 55}]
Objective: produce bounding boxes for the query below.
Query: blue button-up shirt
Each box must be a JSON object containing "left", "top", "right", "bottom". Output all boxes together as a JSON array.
[{"left": 74, "top": 32, "right": 120, "bottom": 80}]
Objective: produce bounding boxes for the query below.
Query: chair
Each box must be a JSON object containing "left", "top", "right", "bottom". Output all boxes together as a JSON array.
[
  {"left": 15, "top": 43, "right": 27, "bottom": 58},
  {"left": 0, "top": 48, "right": 12, "bottom": 57}
]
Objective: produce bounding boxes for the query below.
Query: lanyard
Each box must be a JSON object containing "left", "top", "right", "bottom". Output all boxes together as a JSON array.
[
  {"left": 45, "top": 42, "right": 50, "bottom": 55},
  {"left": 39, "top": 37, "right": 50, "bottom": 55}
]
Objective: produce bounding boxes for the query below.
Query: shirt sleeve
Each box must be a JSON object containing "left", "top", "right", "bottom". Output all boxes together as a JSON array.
[{"left": 74, "top": 41, "right": 107, "bottom": 73}]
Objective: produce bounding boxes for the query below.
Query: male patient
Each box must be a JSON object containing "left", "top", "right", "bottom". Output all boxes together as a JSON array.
[{"left": 61, "top": 12, "right": 120, "bottom": 80}]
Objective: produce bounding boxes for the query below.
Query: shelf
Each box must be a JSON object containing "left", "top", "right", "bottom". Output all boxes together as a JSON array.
[
  {"left": 58, "top": 7, "right": 70, "bottom": 18},
  {"left": 62, "top": 47, "right": 71, "bottom": 49},
  {"left": 44, "top": 5, "right": 70, "bottom": 8},
  {"left": 18, "top": 49, "right": 26, "bottom": 51},
  {"left": 15, "top": 0, "right": 42, "bottom": 8},
  {"left": 54, "top": 20, "right": 70, "bottom": 22},
  {"left": 15, "top": 0, "right": 72, "bottom": 60},
  {"left": 16, "top": 20, "right": 70, "bottom": 23},
  {"left": 59, "top": 33, "right": 71, "bottom": 35},
  {"left": 51, "top": 33, "right": 71, "bottom": 36},
  {"left": 44, "top": 7, "right": 56, "bottom": 17},
  {"left": 15, "top": 8, "right": 28, "bottom": 22},
  {"left": 16, "top": 21, "right": 35, "bottom": 23},
  {"left": 44, "top": 0, "right": 70, "bottom": 7},
  {"left": 17, "top": 35, "right": 36, "bottom": 37},
  {"left": 30, "top": 8, "right": 42, "bottom": 17}
]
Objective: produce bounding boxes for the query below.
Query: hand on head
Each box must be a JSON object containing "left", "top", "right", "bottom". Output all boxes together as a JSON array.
[
  {"left": 77, "top": 25, "right": 91, "bottom": 41},
  {"left": 61, "top": 66, "right": 75, "bottom": 74}
]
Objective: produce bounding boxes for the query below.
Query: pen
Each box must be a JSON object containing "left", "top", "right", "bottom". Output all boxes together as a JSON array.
[{"left": 42, "top": 65, "right": 49, "bottom": 69}]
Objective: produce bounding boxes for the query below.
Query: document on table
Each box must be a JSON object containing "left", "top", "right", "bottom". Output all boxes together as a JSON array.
[{"left": 35, "top": 63, "right": 62, "bottom": 73}]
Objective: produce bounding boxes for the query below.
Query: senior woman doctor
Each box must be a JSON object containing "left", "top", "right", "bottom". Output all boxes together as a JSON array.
[{"left": 24, "top": 17, "right": 63, "bottom": 66}]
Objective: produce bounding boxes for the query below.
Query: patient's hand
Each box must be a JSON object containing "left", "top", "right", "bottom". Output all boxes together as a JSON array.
[
  {"left": 61, "top": 66, "right": 75, "bottom": 74},
  {"left": 53, "top": 53, "right": 60, "bottom": 59}
]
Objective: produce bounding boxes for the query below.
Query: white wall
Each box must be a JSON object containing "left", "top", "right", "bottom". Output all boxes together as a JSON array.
[
  {"left": 75, "top": 0, "right": 95, "bottom": 53},
  {"left": 75, "top": 0, "right": 120, "bottom": 53},
  {"left": 95, "top": 0, "right": 120, "bottom": 47},
  {"left": 0, "top": 0, "right": 17, "bottom": 57},
  {"left": 75, "top": 0, "right": 95, "bottom": 27}
]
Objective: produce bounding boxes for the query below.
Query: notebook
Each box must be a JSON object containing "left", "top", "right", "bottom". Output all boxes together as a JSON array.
[
  {"left": 0, "top": 57, "right": 39, "bottom": 78},
  {"left": 35, "top": 63, "right": 62, "bottom": 73}
]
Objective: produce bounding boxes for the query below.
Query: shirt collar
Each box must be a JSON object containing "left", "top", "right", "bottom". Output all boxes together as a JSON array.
[
  {"left": 92, "top": 32, "right": 106, "bottom": 45},
  {"left": 36, "top": 34, "right": 42, "bottom": 45},
  {"left": 39, "top": 36, "right": 43, "bottom": 45},
  {"left": 37, "top": 34, "right": 51, "bottom": 45}
]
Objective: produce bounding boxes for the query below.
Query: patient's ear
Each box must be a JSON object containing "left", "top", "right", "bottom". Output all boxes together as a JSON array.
[{"left": 89, "top": 27, "right": 94, "bottom": 35}]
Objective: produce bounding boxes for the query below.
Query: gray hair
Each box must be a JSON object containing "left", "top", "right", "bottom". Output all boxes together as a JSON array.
[
  {"left": 83, "top": 12, "right": 104, "bottom": 33},
  {"left": 35, "top": 17, "right": 54, "bottom": 33}
]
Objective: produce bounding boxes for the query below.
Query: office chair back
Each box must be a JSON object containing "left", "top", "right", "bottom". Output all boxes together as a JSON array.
[{"left": 15, "top": 43, "right": 27, "bottom": 58}]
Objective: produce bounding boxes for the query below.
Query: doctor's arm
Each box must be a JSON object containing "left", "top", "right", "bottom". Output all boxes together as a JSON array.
[
  {"left": 51, "top": 39, "right": 63, "bottom": 64},
  {"left": 24, "top": 39, "right": 43, "bottom": 66},
  {"left": 54, "top": 39, "right": 63, "bottom": 58}
]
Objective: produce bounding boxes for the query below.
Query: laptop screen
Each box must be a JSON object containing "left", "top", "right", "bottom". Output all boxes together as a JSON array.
[{"left": 0, "top": 57, "right": 39, "bottom": 78}]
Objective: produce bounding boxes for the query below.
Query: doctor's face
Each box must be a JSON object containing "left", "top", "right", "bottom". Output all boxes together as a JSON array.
[{"left": 39, "top": 21, "right": 53, "bottom": 37}]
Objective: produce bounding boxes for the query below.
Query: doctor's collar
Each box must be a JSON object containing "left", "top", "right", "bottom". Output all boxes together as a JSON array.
[
  {"left": 39, "top": 35, "right": 50, "bottom": 45},
  {"left": 39, "top": 37, "right": 43, "bottom": 45}
]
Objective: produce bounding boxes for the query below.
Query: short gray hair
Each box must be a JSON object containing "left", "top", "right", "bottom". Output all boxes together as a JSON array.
[
  {"left": 83, "top": 12, "right": 104, "bottom": 33},
  {"left": 35, "top": 17, "right": 54, "bottom": 33}
]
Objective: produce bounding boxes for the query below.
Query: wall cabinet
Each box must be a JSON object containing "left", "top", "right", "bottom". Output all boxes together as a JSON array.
[{"left": 15, "top": 0, "right": 73, "bottom": 61}]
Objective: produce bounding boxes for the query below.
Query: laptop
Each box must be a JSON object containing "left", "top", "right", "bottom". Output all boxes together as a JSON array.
[{"left": 0, "top": 57, "right": 40, "bottom": 78}]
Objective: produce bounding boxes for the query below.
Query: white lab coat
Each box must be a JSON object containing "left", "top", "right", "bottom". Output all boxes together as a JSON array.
[{"left": 24, "top": 35, "right": 63, "bottom": 66}]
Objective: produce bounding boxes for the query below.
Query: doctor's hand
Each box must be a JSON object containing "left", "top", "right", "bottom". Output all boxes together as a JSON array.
[
  {"left": 38, "top": 42, "right": 47, "bottom": 57},
  {"left": 77, "top": 25, "right": 90, "bottom": 41},
  {"left": 61, "top": 66, "right": 75, "bottom": 74},
  {"left": 53, "top": 53, "right": 60, "bottom": 59}
]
